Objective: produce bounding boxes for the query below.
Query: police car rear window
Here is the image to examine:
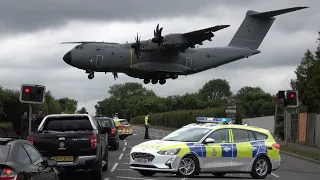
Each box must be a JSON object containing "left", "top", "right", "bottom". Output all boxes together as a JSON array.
[
  {"left": 119, "top": 120, "right": 129, "bottom": 125},
  {"left": 43, "top": 116, "right": 93, "bottom": 131}
]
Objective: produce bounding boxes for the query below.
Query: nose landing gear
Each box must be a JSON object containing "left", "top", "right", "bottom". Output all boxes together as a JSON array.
[{"left": 86, "top": 70, "right": 95, "bottom": 79}]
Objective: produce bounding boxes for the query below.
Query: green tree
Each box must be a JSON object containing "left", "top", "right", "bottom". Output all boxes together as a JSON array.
[
  {"left": 291, "top": 32, "right": 320, "bottom": 113},
  {"left": 77, "top": 107, "right": 87, "bottom": 114},
  {"left": 198, "top": 79, "right": 232, "bottom": 101},
  {"left": 235, "top": 86, "right": 275, "bottom": 118},
  {"left": 58, "top": 97, "right": 78, "bottom": 113}
]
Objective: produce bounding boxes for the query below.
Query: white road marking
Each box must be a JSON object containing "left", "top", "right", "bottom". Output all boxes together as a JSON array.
[
  {"left": 115, "top": 168, "right": 133, "bottom": 171},
  {"left": 110, "top": 163, "right": 118, "bottom": 172},
  {"left": 123, "top": 147, "right": 126, "bottom": 151},
  {"left": 125, "top": 142, "right": 127, "bottom": 146},
  {"left": 121, "top": 162, "right": 130, "bottom": 164},
  {"left": 118, "top": 153, "right": 124, "bottom": 160},
  {"left": 124, "top": 139, "right": 127, "bottom": 141},
  {"left": 271, "top": 173, "right": 280, "bottom": 178},
  {"left": 117, "top": 176, "right": 157, "bottom": 180},
  {"left": 181, "top": 179, "right": 188, "bottom": 180},
  {"left": 104, "top": 178, "right": 109, "bottom": 180}
]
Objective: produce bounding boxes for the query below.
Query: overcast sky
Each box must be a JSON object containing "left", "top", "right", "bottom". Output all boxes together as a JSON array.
[{"left": 0, "top": 0, "right": 319, "bottom": 114}]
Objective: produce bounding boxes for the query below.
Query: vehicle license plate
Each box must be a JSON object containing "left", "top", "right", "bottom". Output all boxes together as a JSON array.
[
  {"left": 134, "top": 158, "right": 148, "bottom": 164},
  {"left": 53, "top": 156, "right": 74, "bottom": 162}
]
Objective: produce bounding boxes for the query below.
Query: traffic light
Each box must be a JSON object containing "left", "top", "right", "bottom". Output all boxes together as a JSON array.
[
  {"left": 20, "top": 84, "right": 46, "bottom": 104},
  {"left": 276, "top": 90, "right": 285, "bottom": 105},
  {"left": 286, "top": 90, "right": 298, "bottom": 108}
]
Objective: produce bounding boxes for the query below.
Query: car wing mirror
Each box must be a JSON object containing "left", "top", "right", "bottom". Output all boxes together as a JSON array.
[{"left": 204, "top": 138, "right": 215, "bottom": 144}]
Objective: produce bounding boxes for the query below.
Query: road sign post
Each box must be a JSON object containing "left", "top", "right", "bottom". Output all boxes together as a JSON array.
[
  {"left": 19, "top": 84, "right": 46, "bottom": 139},
  {"left": 225, "top": 105, "right": 236, "bottom": 123}
]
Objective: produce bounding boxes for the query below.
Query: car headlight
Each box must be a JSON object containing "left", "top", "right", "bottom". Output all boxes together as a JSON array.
[{"left": 157, "top": 148, "right": 181, "bottom": 155}]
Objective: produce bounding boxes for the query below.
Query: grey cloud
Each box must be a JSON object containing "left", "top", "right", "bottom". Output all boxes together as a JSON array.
[{"left": 1, "top": 0, "right": 313, "bottom": 34}]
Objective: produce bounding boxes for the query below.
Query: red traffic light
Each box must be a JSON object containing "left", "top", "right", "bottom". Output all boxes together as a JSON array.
[
  {"left": 24, "top": 88, "right": 30, "bottom": 93},
  {"left": 289, "top": 93, "right": 295, "bottom": 99}
]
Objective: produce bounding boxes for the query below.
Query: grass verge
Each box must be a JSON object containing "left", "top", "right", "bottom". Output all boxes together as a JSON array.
[{"left": 281, "top": 146, "right": 320, "bottom": 161}]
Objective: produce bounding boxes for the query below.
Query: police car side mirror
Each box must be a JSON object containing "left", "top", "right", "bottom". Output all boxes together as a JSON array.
[{"left": 204, "top": 138, "right": 215, "bottom": 144}]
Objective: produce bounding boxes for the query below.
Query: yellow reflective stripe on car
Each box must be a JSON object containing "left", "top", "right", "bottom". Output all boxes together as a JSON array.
[
  {"left": 176, "top": 143, "right": 191, "bottom": 157},
  {"left": 229, "top": 129, "right": 234, "bottom": 142},
  {"left": 235, "top": 142, "right": 253, "bottom": 158}
]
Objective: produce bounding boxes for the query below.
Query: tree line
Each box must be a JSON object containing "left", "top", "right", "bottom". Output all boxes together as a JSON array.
[
  {"left": 94, "top": 80, "right": 276, "bottom": 123},
  {"left": 0, "top": 87, "right": 78, "bottom": 133}
]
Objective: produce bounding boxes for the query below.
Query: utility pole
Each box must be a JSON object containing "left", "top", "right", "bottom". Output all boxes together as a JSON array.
[
  {"left": 284, "top": 107, "right": 288, "bottom": 146},
  {"left": 274, "top": 103, "right": 278, "bottom": 138}
]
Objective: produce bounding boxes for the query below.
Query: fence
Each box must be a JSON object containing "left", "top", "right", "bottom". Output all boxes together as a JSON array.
[{"left": 288, "top": 112, "right": 320, "bottom": 148}]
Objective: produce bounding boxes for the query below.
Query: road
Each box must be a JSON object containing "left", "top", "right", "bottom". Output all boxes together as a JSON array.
[{"left": 71, "top": 126, "right": 320, "bottom": 180}]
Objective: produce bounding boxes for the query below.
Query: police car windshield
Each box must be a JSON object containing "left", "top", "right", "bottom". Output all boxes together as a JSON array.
[{"left": 162, "top": 127, "right": 211, "bottom": 142}]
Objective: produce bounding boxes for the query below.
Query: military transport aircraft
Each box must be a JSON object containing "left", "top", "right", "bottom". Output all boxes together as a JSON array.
[{"left": 62, "top": 6, "right": 307, "bottom": 85}]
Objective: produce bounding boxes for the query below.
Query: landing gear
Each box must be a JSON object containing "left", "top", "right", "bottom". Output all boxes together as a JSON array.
[
  {"left": 171, "top": 73, "right": 178, "bottom": 79},
  {"left": 151, "top": 79, "right": 158, "bottom": 84},
  {"left": 86, "top": 71, "right": 94, "bottom": 79},
  {"left": 144, "top": 79, "right": 150, "bottom": 84},
  {"left": 159, "top": 79, "right": 166, "bottom": 85}
]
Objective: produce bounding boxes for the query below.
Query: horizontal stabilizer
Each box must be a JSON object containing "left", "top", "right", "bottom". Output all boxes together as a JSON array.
[
  {"left": 60, "top": 41, "right": 119, "bottom": 44},
  {"left": 249, "top": 6, "right": 308, "bottom": 19}
]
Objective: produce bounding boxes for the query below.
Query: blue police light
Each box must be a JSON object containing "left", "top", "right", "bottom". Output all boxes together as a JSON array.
[{"left": 196, "top": 117, "right": 232, "bottom": 124}]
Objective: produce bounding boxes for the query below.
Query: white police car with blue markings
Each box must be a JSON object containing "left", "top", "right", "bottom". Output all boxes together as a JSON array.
[{"left": 130, "top": 117, "right": 281, "bottom": 178}]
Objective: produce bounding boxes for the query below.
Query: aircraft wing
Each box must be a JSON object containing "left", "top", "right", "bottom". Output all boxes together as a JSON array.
[
  {"left": 60, "top": 41, "right": 119, "bottom": 44},
  {"left": 178, "top": 25, "right": 230, "bottom": 50}
]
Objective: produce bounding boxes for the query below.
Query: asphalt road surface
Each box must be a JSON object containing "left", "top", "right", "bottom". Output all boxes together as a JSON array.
[{"left": 70, "top": 126, "right": 320, "bottom": 180}]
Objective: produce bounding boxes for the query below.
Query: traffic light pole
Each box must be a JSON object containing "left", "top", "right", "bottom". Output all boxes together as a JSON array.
[
  {"left": 284, "top": 107, "right": 288, "bottom": 146},
  {"left": 28, "top": 104, "right": 32, "bottom": 138}
]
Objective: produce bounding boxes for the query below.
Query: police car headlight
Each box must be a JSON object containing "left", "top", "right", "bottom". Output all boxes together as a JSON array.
[{"left": 157, "top": 148, "right": 181, "bottom": 155}]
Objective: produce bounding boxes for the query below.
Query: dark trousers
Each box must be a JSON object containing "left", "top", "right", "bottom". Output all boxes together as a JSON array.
[{"left": 144, "top": 125, "right": 150, "bottom": 139}]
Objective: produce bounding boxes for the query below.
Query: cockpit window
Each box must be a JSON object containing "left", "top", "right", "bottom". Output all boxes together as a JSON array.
[{"left": 75, "top": 45, "right": 83, "bottom": 50}]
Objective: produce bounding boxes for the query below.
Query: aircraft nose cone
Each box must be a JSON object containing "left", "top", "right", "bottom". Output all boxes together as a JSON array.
[{"left": 63, "top": 51, "right": 71, "bottom": 65}]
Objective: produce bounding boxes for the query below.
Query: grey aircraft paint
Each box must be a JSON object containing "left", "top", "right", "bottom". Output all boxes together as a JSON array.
[{"left": 62, "top": 6, "right": 308, "bottom": 85}]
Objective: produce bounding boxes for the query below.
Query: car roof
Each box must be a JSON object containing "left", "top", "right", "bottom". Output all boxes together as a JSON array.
[
  {"left": 0, "top": 137, "right": 22, "bottom": 144},
  {"left": 183, "top": 123, "right": 270, "bottom": 134}
]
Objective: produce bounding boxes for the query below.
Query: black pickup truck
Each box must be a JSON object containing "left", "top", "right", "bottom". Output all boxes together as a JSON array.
[{"left": 29, "top": 114, "right": 109, "bottom": 180}]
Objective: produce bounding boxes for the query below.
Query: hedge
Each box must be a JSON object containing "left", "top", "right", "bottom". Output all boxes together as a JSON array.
[{"left": 131, "top": 108, "right": 226, "bottom": 128}]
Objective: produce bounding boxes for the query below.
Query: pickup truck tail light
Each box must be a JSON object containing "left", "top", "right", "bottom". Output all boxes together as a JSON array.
[
  {"left": 90, "top": 135, "right": 97, "bottom": 148},
  {"left": 28, "top": 136, "right": 34, "bottom": 145},
  {"left": 0, "top": 167, "right": 18, "bottom": 180},
  {"left": 111, "top": 128, "right": 116, "bottom": 135}
]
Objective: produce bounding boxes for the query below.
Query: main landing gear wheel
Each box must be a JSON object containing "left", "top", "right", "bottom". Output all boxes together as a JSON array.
[
  {"left": 171, "top": 73, "right": 178, "bottom": 79},
  {"left": 88, "top": 72, "right": 94, "bottom": 79},
  {"left": 159, "top": 79, "right": 166, "bottom": 85},
  {"left": 144, "top": 79, "right": 150, "bottom": 84},
  {"left": 151, "top": 79, "right": 158, "bottom": 84}
]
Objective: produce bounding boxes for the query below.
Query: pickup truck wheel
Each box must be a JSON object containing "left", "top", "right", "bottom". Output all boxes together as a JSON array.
[
  {"left": 112, "top": 142, "right": 119, "bottom": 150},
  {"left": 91, "top": 169, "right": 102, "bottom": 180},
  {"left": 102, "top": 152, "right": 108, "bottom": 171}
]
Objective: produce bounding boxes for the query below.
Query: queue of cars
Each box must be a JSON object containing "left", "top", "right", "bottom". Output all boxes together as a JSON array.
[{"left": 0, "top": 114, "right": 132, "bottom": 180}]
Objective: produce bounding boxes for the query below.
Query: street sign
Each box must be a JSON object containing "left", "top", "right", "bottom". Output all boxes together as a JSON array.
[{"left": 225, "top": 106, "right": 236, "bottom": 120}]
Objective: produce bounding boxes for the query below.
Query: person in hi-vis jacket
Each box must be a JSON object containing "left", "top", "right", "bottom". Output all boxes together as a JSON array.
[{"left": 144, "top": 112, "right": 151, "bottom": 139}]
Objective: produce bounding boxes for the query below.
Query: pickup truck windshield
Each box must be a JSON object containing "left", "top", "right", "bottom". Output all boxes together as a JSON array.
[
  {"left": 0, "top": 145, "right": 10, "bottom": 163},
  {"left": 97, "top": 118, "right": 113, "bottom": 128},
  {"left": 42, "top": 117, "right": 93, "bottom": 131}
]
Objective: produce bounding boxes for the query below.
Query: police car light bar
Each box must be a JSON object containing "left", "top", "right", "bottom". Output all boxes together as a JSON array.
[{"left": 196, "top": 117, "right": 232, "bottom": 124}]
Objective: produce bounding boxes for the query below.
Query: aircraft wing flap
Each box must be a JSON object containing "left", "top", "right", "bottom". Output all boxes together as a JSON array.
[{"left": 182, "top": 25, "right": 230, "bottom": 37}]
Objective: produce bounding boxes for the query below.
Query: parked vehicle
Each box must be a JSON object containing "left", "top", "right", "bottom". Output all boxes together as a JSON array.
[
  {"left": 113, "top": 118, "right": 133, "bottom": 140},
  {"left": 96, "top": 116, "right": 120, "bottom": 150},
  {"left": 0, "top": 137, "right": 59, "bottom": 180},
  {"left": 29, "top": 114, "right": 109, "bottom": 180}
]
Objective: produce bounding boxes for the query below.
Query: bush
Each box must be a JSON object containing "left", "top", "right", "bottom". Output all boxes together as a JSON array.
[{"left": 131, "top": 108, "right": 225, "bottom": 128}]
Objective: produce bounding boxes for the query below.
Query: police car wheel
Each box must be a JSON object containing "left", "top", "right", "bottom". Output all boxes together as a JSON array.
[
  {"left": 250, "top": 156, "right": 270, "bottom": 179},
  {"left": 212, "top": 172, "right": 226, "bottom": 177},
  {"left": 137, "top": 170, "right": 156, "bottom": 176},
  {"left": 176, "top": 155, "right": 199, "bottom": 177}
]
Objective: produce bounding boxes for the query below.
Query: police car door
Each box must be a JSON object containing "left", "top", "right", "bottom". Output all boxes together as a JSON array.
[
  {"left": 230, "top": 129, "right": 253, "bottom": 171},
  {"left": 202, "top": 128, "right": 233, "bottom": 171}
]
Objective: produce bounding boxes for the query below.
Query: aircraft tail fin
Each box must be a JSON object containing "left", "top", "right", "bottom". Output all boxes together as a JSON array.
[{"left": 228, "top": 6, "right": 308, "bottom": 50}]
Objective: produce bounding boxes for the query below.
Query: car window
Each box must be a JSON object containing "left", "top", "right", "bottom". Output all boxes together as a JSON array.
[
  {"left": 248, "top": 130, "right": 256, "bottom": 141},
  {"left": 97, "top": 118, "right": 114, "bottom": 128},
  {"left": 206, "top": 129, "right": 230, "bottom": 143},
  {"left": 119, "top": 120, "right": 129, "bottom": 125},
  {"left": 254, "top": 131, "right": 268, "bottom": 140},
  {"left": 42, "top": 116, "right": 93, "bottom": 131},
  {"left": 23, "top": 144, "right": 43, "bottom": 165},
  {"left": 0, "top": 145, "right": 10, "bottom": 163},
  {"left": 162, "top": 127, "right": 211, "bottom": 142},
  {"left": 17, "top": 145, "right": 32, "bottom": 164},
  {"left": 232, "top": 129, "right": 250, "bottom": 143}
]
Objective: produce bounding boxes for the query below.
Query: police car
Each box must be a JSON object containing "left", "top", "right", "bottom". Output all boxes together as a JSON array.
[{"left": 129, "top": 117, "right": 280, "bottom": 178}]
